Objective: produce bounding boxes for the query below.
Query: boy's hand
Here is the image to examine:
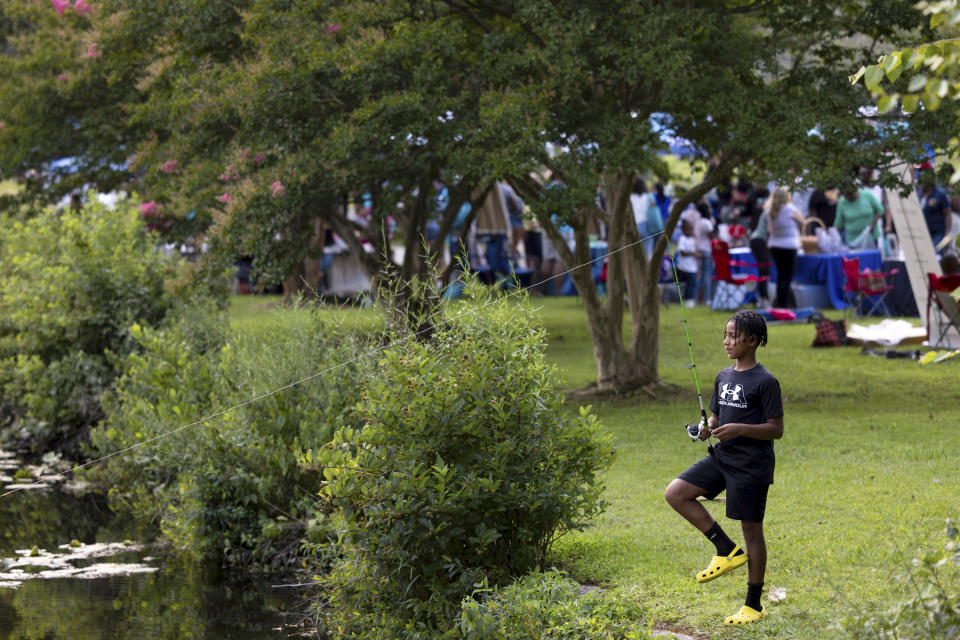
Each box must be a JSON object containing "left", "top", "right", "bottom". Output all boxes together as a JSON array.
[
  {"left": 709, "top": 423, "right": 740, "bottom": 441},
  {"left": 700, "top": 415, "right": 718, "bottom": 439}
]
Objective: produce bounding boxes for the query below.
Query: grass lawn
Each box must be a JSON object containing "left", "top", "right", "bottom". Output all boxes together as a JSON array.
[
  {"left": 536, "top": 297, "right": 959, "bottom": 639},
  {"left": 230, "top": 293, "right": 958, "bottom": 638}
]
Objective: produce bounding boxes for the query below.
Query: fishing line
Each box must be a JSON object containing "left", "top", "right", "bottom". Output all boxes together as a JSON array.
[
  {"left": 2, "top": 228, "right": 668, "bottom": 499},
  {"left": 665, "top": 235, "right": 711, "bottom": 446}
]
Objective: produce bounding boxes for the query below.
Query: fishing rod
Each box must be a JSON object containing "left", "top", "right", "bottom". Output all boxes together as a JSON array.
[{"left": 665, "top": 235, "right": 712, "bottom": 448}]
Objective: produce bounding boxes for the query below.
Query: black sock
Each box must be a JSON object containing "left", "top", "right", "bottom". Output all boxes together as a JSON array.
[
  {"left": 745, "top": 582, "right": 763, "bottom": 611},
  {"left": 703, "top": 522, "right": 741, "bottom": 556}
]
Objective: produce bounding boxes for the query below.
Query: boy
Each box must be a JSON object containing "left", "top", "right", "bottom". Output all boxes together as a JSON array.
[{"left": 664, "top": 309, "right": 784, "bottom": 625}]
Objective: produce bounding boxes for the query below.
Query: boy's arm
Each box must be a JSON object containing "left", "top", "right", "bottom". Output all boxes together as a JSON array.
[{"left": 710, "top": 416, "right": 783, "bottom": 441}]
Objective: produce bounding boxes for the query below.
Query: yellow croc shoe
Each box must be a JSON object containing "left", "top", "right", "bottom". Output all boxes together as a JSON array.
[
  {"left": 695, "top": 545, "right": 747, "bottom": 583},
  {"left": 724, "top": 605, "right": 765, "bottom": 625}
]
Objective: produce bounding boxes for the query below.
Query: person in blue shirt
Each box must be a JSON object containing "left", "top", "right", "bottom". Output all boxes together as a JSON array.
[{"left": 918, "top": 170, "right": 951, "bottom": 250}]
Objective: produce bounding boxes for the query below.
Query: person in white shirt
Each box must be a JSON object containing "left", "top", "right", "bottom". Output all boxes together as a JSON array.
[
  {"left": 694, "top": 201, "right": 717, "bottom": 305},
  {"left": 765, "top": 187, "right": 804, "bottom": 308},
  {"left": 676, "top": 219, "right": 700, "bottom": 308}
]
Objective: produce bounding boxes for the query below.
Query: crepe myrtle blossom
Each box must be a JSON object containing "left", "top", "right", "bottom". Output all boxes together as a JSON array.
[
  {"left": 219, "top": 165, "right": 240, "bottom": 181},
  {"left": 51, "top": 0, "right": 68, "bottom": 15},
  {"left": 74, "top": 0, "right": 92, "bottom": 14},
  {"left": 253, "top": 153, "right": 266, "bottom": 166},
  {"left": 160, "top": 159, "right": 178, "bottom": 174},
  {"left": 86, "top": 43, "right": 100, "bottom": 59},
  {"left": 327, "top": 24, "right": 341, "bottom": 34},
  {"left": 271, "top": 181, "right": 286, "bottom": 198},
  {"left": 240, "top": 147, "right": 251, "bottom": 159},
  {"left": 58, "top": 73, "right": 69, "bottom": 83},
  {"left": 218, "top": 192, "right": 232, "bottom": 204},
  {"left": 140, "top": 201, "right": 161, "bottom": 217}
]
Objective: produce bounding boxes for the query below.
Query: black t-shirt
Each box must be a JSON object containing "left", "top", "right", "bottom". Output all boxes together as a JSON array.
[{"left": 709, "top": 363, "right": 783, "bottom": 485}]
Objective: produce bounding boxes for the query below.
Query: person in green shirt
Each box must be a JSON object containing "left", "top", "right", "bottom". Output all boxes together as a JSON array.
[{"left": 834, "top": 188, "right": 882, "bottom": 248}]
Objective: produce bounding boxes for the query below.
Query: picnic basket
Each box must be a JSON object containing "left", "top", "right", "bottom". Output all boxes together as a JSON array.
[{"left": 801, "top": 216, "right": 825, "bottom": 254}]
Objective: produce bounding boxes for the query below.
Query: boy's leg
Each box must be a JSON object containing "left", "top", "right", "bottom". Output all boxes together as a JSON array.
[
  {"left": 723, "top": 490, "right": 769, "bottom": 625},
  {"left": 664, "top": 478, "right": 714, "bottom": 531},
  {"left": 741, "top": 521, "right": 766, "bottom": 585}
]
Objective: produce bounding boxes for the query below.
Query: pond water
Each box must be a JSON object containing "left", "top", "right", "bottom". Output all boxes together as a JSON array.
[{"left": 0, "top": 457, "right": 305, "bottom": 640}]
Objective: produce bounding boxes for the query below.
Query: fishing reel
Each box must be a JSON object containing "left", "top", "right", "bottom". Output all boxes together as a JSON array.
[{"left": 685, "top": 417, "right": 709, "bottom": 442}]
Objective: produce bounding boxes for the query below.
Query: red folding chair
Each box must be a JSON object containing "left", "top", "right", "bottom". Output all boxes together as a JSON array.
[
  {"left": 841, "top": 256, "right": 899, "bottom": 317},
  {"left": 711, "top": 240, "right": 767, "bottom": 308},
  {"left": 926, "top": 273, "right": 960, "bottom": 348}
]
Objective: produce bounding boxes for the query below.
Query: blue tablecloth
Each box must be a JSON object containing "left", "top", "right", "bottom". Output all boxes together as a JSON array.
[{"left": 730, "top": 248, "right": 882, "bottom": 310}]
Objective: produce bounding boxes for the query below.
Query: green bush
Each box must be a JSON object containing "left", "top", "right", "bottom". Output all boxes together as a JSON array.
[
  {"left": 309, "top": 284, "right": 616, "bottom": 638},
  {"left": 840, "top": 518, "right": 960, "bottom": 639},
  {"left": 459, "top": 570, "right": 653, "bottom": 640},
  {"left": 0, "top": 196, "right": 177, "bottom": 451},
  {"left": 89, "top": 301, "right": 372, "bottom": 569}
]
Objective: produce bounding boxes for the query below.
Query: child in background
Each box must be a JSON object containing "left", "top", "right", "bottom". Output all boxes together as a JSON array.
[{"left": 676, "top": 220, "right": 699, "bottom": 308}]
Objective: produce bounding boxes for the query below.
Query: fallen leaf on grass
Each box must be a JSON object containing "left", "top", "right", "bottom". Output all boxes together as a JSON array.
[{"left": 768, "top": 586, "right": 786, "bottom": 603}]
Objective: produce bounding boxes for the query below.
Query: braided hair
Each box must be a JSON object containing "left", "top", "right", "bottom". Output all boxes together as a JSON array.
[{"left": 727, "top": 309, "right": 768, "bottom": 348}]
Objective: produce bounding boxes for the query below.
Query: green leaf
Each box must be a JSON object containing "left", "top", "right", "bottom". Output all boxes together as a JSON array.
[
  {"left": 850, "top": 66, "right": 866, "bottom": 85},
  {"left": 902, "top": 94, "right": 919, "bottom": 112},
  {"left": 908, "top": 74, "right": 929, "bottom": 92},
  {"left": 878, "top": 94, "right": 898, "bottom": 113},
  {"left": 922, "top": 90, "right": 942, "bottom": 111},
  {"left": 864, "top": 65, "right": 885, "bottom": 90},
  {"left": 883, "top": 52, "right": 901, "bottom": 74},
  {"left": 931, "top": 11, "right": 947, "bottom": 28}
]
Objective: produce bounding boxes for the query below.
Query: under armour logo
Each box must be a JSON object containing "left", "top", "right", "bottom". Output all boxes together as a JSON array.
[{"left": 719, "top": 383, "right": 743, "bottom": 403}]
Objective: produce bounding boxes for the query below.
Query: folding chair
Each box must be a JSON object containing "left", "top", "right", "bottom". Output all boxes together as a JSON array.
[
  {"left": 926, "top": 273, "right": 960, "bottom": 348},
  {"left": 711, "top": 240, "right": 767, "bottom": 309},
  {"left": 840, "top": 256, "right": 899, "bottom": 317}
]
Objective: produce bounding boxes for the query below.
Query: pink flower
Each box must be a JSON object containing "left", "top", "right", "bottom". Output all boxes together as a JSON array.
[
  {"left": 140, "top": 201, "right": 161, "bottom": 217},
  {"left": 51, "top": 0, "right": 68, "bottom": 15},
  {"left": 240, "top": 147, "right": 251, "bottom": 159},
  {"left": 74, "top": 0, "right": 92, "bottom": 14},
  {"left": 327, "top": 23, "right": 341, "bottom": 33},
  {"left": 271, "top": 181, "right": 286, "bottom": 198},
  {"left": 86, "top": 43, "right": 100, "bottom": 59},
  {"left": 219, "top": 165, "right": 240, "bottom": 181},
  {"left": 253, "top": 152, "right": 266, "bottom": 166},
  {"left": 0, "top": 122, "right": 6, "bottom": 130},
  {"left": 218, "top": 192, "right": 232, "bottom": 203},
  {"left": 57, "top": 73, "right": 68, "bottom": 82},
  {"left": 160, "top": 159, "right": 178, "bottom": 174}
]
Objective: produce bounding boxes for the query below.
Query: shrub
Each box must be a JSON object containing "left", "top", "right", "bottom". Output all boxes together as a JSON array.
[
  {"left": 0, "top": 195, "right": 177, "bottom": 452},
  {"left": 309, "top": 283, "right": 616, "bottom": 638},
  {"left": 89, "top": 301, "right": 372, "bottom": 569},
  {"left": 840, "top": 518, "right": 960, "bottom": 639},
  {"left": 458, "top": 570, "right": 653, "bottom": 640}
]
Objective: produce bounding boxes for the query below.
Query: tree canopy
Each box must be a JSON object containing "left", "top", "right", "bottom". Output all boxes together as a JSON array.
[
  {"left": 853, "top": 0, "right": 960, "bottom": 186},
  {"left": 2, "top": 0, "right": 957, "bottom": 391}
]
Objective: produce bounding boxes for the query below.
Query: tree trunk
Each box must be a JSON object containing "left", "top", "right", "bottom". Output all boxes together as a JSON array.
[{"left": 511, "top": 154, "right": 746, "bottom": 395}]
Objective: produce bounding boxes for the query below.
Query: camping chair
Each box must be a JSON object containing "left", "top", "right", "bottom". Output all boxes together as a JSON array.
[
  {"left": 841, "top": 256, "right": 899, "bottom": 317},
  {"left": 710, "top": 239, "right": 767, "bottom": 310},
  {"left": 926, "top": 273, "right": 960, "bottom": 348}
]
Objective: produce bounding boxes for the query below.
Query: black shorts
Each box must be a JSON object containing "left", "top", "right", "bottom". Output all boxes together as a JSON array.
[{"left": 678, "top": 454, "right": 769, "bottom": 522}]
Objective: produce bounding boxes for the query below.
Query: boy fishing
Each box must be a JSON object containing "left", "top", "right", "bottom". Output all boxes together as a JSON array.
[{"left": 664, "top": 309, "right": 784, "bottom": 625}]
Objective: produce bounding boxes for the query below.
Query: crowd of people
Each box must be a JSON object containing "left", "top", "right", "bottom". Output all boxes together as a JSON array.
[
  {"left": 257, "top": 163, "right": 959, "bottom": 303},
  {"left": 648, "top": 164, "right": 959, "bottom": 310}
]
